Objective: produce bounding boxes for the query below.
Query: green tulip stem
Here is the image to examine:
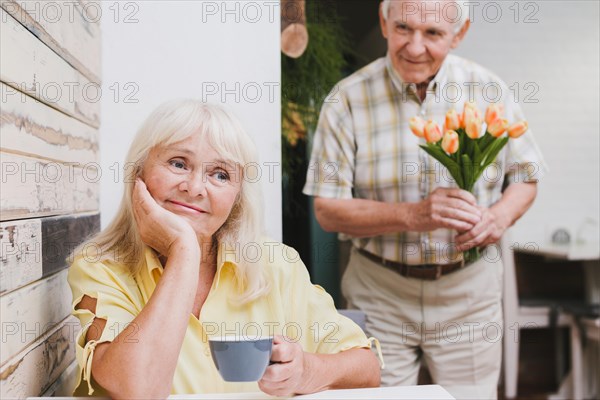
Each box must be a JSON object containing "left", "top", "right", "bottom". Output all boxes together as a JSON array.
[{"left": 419, "top": 127, "right": 512, "bottom": 265}]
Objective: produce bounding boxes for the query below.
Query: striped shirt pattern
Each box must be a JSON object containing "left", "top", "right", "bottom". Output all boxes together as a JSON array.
[{"left": 303, "top": 53, "right": 548, "bottom": 265}]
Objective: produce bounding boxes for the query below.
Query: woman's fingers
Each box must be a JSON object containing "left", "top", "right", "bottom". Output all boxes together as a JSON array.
[
  {"left": 258, "top": 337, "right": 303, "bottom": 396},
  {"left": 258, "top": 376, "right": 294, "bottom": 397},
  {"left": 261, "top": 362, "right": 293, "bottom": 383},
  {"left": 134, "top": 179, "right": 156, "bottom": 216},
  {"left": 132, "top": 179, "right": 185, "bottom": 255},
  {"left": 270, "top": 337, "right": 294, "bottom": 363}
]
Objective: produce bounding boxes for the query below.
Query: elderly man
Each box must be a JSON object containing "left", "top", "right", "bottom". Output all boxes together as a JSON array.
[{"left": 303, "top": 1, "right": 547, "bottom": 399}]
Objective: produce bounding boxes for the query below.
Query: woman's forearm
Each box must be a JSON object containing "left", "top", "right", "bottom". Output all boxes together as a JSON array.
[
  {"left": 298, "top": 348, "right": 380, "bottom": 394},
  {"left": 92, "top": 245, "right": 200, "bottom": 399}
]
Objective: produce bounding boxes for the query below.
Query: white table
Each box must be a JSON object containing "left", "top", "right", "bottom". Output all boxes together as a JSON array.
[
  {"left": 28, "top": 384, "right": 455, "bottom": 400},
  {"left": 173, "top": 385, "right": 454, "bottom": 399},
  {"left": 516, "top": 242, "right": 600, "bottom": 307},
  {"left": 525, "top": 242, "right": 600, "bottom": 261}
]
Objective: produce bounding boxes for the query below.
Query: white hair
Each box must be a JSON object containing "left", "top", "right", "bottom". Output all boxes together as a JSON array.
[
  {"left": 381, "top": 0, "right": 470, "bottom": 34},
  {"left": 71, "top": 100, "right": 270, "bottom": 305}
]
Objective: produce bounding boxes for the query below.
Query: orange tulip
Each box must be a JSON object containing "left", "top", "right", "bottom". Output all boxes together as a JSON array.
[
  {"left": 508, "top": 121, "right": 528, "bottom": 138},
  {"left": 473, "top": 105, "right": 483, "bottom": 121},
  {"left": 442, "top": 130, "right": 459, "bottom": 154},
  {"left": 461, "top": 104, "right": 475, "bottom": 129},
  {"left": 409, "top": 116, "right": 426, "bottom": 138},
  {"left": 424, "top": 120, "right": 443, "bottom": 143},
  {"left": 485, "top": 104, "right": 504, "bottom": 126},
  {"left": 465, "top": 117, "right": 482, "bottom": 139},
  {"left": 462, "top": 102, "right": 482, "bottom": 127},
  {"left": 461, "top": 106, "right": 469, "bottom": 129},
  {"left": 444, "top": 109, "right": 461, "bottom": 131},
  {"left": 487, "top": 118, "right": 509, "bottom": 138},
  {"left": 461, "top": 107, "right": 471, "bottom": 129}
]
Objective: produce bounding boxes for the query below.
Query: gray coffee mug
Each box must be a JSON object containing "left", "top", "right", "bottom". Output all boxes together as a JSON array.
[{"left": 209, "top": 337, "right": 273, "bottom": 382}]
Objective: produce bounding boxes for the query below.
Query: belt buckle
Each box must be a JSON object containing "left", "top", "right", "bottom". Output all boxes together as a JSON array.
[
  {"left": 405, "top": 264, "right": 442, "bottom": 280},
  {"left": 420, "top": 264, "right": 443, "bottom": 280},
  {"left": 434, "top": 264, "right": 443, "bottom": 279},
  {"left": 381, "top": 258, "right": 391, "bottom": 269}
]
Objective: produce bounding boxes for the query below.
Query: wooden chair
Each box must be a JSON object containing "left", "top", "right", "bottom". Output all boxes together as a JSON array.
[
  {"left": 501, "top": 233, "right": 574, "bottom": 398},
  {"left": 338, "top": 309, "right": 367, "bottom": 331},
  {"left": 563, "top": 305, "right": 600, "bottom": 400}
]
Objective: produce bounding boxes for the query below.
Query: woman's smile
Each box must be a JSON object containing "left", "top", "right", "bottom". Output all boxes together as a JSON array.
[{"left": 167, "top": 200, "right": 208, "bottom": 214}]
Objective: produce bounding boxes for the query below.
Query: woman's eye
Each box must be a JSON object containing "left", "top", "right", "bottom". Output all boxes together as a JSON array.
[
  {"left": 169, "top": 159, "right": 186, "bottom": 169},
  {"left": 215, "top": 171, "right": 230, "bottom": 182}
]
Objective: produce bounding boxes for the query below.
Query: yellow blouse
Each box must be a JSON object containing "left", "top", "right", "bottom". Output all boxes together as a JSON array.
[{"left": 68, "top": 242, "right": 376, "bottom": 396}]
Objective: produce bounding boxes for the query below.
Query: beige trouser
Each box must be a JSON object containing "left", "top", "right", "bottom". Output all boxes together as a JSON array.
[{"left": 342, "top": 246, "right": 503, "bottom": 400}]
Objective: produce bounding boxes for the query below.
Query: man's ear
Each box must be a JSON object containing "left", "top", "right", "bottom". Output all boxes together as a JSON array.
[
  {"left": 450, "top": 19, "right": 470, "bottom": 49},
  {"left": 379, "top": 2, "right": 389, "bottom": 39}
]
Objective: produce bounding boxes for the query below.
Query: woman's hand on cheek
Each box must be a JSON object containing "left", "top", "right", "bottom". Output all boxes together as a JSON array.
[
  {"left": 132, "top": 178, "right": 198, "bottom": 256},
  {"left": 258, "top": 335, "right": 309, "bottom": 397}
]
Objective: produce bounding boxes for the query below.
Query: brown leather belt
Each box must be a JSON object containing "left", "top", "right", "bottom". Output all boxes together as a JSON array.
[{"left": 356, "top": 248, "right": 466, "bottom": 280}]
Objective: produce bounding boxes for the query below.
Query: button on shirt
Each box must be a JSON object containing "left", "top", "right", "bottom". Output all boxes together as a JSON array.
[
  {"left": 68, "top": 242, "right": 372, "bottom": 396},
  {"left": 303, "top": 53, "right": 548, "bottom": 265}
]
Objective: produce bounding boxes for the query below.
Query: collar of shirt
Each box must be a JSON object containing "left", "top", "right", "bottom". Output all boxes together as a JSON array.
[
  {"left": 384, "top": 51, "right": 451, "bottom": 101},
  {"left": 143, "top": 244, "right": 240, "bottom": 290}
]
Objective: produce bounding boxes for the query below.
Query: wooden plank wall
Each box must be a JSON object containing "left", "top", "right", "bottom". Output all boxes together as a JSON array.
[{"left": 0, "top": 1, "right": 101, "bottom": 397}]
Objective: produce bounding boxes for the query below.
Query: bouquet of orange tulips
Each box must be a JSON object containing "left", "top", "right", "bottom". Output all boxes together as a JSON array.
[{"left": 409, "top": 102, "right": 528, "bottom": 263}]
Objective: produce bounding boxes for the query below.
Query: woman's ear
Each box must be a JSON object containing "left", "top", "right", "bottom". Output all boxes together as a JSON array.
[
  {"left": 230, "top": 194, "right": 242, "bottom": 217},
  {"left": 135, "top": 160, "right": 145, "bottom": 180}
]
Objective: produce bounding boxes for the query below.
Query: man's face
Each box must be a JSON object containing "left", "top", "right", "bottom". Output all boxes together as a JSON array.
[{"left": 380, "top": 0, "right": 469, "bottom": 84}]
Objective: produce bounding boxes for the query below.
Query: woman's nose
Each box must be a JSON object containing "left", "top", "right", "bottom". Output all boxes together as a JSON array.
[{"left": 179, "top": 174, "right": 207, "bottom": 197}]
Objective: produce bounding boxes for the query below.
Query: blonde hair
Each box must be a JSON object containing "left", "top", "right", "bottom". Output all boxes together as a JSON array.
[
  {"left": 72, "top": 100, "right": 269, "bottom": 304},
  {"left": 382, "top": 0, "right": 470, "bottom": 34}
]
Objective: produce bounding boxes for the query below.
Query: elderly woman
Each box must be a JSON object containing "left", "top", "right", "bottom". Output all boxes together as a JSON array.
[{"left": 68, "top": 100, "right": 381, "bottom": 398}]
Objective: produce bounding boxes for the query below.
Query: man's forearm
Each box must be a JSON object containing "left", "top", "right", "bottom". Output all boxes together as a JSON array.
[
  {"left": 490, "top": 182, "right": 538, "bottom": 229},
  {"left": 314, "top": 188, "right": 483, "bottom": 238},
  {"left": 314, "top": 197, "right": 418, "bottom": 238}
]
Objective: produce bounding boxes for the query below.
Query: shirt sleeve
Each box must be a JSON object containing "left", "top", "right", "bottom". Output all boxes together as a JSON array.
[
  {"left": 502, "top": 94, "right": 549, "bottom": 185},
  {"left": 280, "top": 249, "right": 371, "bottom": 355},
  {"left": 67, "top": 256, "right": 141, "bottom": 395},
  {"left": 302, "top": 93, "right": 357, "bottom": 199}
]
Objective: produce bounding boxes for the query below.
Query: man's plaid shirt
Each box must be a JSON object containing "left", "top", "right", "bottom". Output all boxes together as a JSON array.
[{"left": 303, "top": 53, "right": 548, "bottom": 265}]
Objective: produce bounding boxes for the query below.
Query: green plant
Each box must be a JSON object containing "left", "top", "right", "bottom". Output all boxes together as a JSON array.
[{"left": 281, "top": 0, "right": 352, "bottom": 181}]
